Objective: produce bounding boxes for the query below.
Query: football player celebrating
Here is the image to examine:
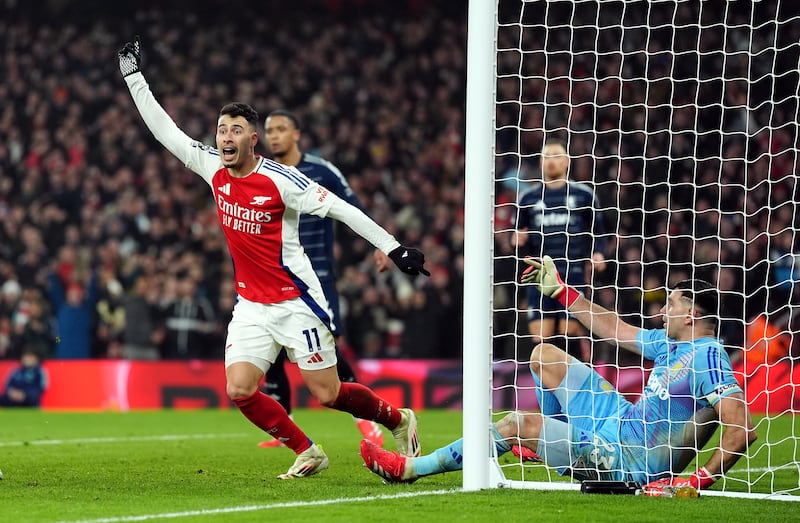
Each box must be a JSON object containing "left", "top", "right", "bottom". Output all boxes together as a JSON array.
[
  {"left": 119, "top": 36, "right": 426, "bottom": 479},
  {"left": 258, "top": 109, "right": 386, "bottom": 449}
]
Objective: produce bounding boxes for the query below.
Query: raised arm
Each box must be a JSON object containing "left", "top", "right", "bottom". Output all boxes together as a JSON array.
[
  {"left": 118, "top": 36, "right": 219, "bottom": 181},
  {"left": 521, "top": 255, "right": 641, "bottom": 354}
]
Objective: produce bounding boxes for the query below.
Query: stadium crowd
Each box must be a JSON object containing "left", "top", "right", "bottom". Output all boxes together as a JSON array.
[
  {"left": 492, "top": 0, "right": 800, "bottom": 362},
  {"left": 0, "top": 0, "right": 466, "bottom": 361},
  {"left": 0, "top": 0, "right": 797, "bottom": 365}
]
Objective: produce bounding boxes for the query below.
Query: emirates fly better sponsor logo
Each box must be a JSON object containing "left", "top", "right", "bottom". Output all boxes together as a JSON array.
[{"left": 217, "top": 194, "right": 272, "bottom": 234}]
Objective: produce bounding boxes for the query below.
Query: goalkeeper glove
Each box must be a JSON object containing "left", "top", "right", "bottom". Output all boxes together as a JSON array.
[
  {"left": 388, "top": 246, "right": 430, "bottom": 277},
  {"left": 118, "top": 35, "right": 142, "bottom": 77},
  {"left": 645, "top": 467, "right": 716, "bottom": 491},
  {"left": 520, "top": 255, "right": 581, "bottom": 308}
]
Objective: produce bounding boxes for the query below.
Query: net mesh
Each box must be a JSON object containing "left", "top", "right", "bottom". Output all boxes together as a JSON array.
[{"left": 491, "top": 0, "right": 800, "bottom": 496}]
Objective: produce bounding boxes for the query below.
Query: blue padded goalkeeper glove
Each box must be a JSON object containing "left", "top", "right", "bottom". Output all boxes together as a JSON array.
[
  {"left": 389, "top": 246, "right": 430, "bottom": 277},
  {"left": 118, "top": 35, "right": 142, "bottom": 77}
]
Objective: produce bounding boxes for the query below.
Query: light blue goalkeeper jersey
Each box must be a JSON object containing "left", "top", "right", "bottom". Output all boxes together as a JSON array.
[{"left": 618, "top": 329, "right": 743, "bottom": 480}]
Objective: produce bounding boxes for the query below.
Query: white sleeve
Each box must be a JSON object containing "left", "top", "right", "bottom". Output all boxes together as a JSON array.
[
  {"left": 325, "top": 197, "right": 401, "bottom": 254},
  {"left": 270, "top": 165, "right": 400, "bottom": 254},
  {"left": 124, "top": 72, "right": 220, "bottom": 184}
]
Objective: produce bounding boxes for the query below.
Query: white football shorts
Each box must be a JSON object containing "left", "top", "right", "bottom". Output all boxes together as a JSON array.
[{"left": 224, "top": 296, "right": 337, "bottom": 372}]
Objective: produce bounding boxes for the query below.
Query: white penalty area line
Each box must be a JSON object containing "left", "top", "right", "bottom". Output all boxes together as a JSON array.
[
  {"left": 56, "top": 489, "right": 458, "bottom": 523},
  {"left": 0, "top": 433, "right": 250, "bottom": 447}
]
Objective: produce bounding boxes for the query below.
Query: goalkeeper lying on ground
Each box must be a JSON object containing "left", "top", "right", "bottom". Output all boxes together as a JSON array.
[{"left": 360, "top": 256, "right": 757, "bottom": 490}]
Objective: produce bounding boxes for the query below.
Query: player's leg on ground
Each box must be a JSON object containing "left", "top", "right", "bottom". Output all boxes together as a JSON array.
[
  {"left": 498, "top": 408, "right": 613, "bottom": 477},
  {"left": 361, "top": 424, "right": 513, "bottom": 482},
  {"left": 334, "top": 344, "right": 385, "bottom": 446},
  {"left": 496, "top": 411, "right": 543, "bottom": 457},
  {"left": 529, "top": 345, "right": 628, "bottom": 479},
  {"left": 532, "top": 342, "right": 625, "bottom": 428},
  {"left": 303, "top": 365, "right": 418, "bottom": 456},
  {"left": 277, "top": 443, "right": 329, "bottom": 479},
  {"left": 227, "top": 298, "right": 328, "bottom": 477},
  {"left": 227, "top": 361, "right": 312, "bottom": 455},
  {"left": 511, "top": 342, "right": 571, "bottom": 458},
  {"left": 259, "top": 351, "right": 292, "bottom": 448}
]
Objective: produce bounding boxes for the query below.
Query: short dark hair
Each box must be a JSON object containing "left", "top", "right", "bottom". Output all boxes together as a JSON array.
[
  {"left": 266, "top": 109, "right": 301, "bottom": 130},
  {"left": 219, "top": 102, "right": 259, "bottom": 129},
  {"left": 544, "top": 137, "right": 567, "bottom": 150},
  {"left": 674, "top": 279, "right": 719, "bottom": 329}
]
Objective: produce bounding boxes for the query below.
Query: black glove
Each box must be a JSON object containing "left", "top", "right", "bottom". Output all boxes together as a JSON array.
[
  {"left": 118, "top": 35, "right": 142, "bottom": 77},
  {"left": 388, "top": 246, "right": 430, "bottom": 277}
]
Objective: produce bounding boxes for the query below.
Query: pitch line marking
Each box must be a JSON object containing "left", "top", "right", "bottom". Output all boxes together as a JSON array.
[
  {"left": 727, "top": 465, "right": 800, "bottom": 474},
  {"left": 56, "top": 489, "right": 458, "bottom": 523},
  {"left": 0, "top": 433, "right": 250, "bottom": 447}
]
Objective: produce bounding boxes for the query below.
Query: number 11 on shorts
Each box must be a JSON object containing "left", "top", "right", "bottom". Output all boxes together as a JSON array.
[{"left": 302, "top": 328, "right": 321, "bottom": 352}]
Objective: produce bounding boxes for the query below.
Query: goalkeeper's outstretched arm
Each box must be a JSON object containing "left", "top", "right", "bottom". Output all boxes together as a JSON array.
[
  {"left": 521, "top": 256, "right": 641, "bottom": 354},
  {"left": 567, "top": 293, "right": 641, "bottom": 355}
]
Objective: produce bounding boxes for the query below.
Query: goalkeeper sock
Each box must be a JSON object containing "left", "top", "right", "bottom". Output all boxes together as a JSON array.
[
  {"left": 413, "top": 431, "right": 512, "bottom": 477},
  {"left": 414, "top": 438, "right": 465, "bottom": 476},
  {"left": 492, "top": 424, "right": 513, "bottom": 454}
]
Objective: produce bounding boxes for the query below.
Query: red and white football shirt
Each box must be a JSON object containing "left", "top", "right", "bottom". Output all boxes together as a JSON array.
[{"left": 124, "top": 72, "right": 400, "bottom": 307}]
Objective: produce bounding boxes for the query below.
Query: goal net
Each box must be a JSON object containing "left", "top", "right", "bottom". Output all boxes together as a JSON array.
[{"left": 463, "top": 0, "right": 800, "bottom": 499}]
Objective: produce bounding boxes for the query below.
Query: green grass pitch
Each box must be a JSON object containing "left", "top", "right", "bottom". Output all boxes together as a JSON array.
[{"left": 0, "top": 409, "right": 797, "bottom": 522}]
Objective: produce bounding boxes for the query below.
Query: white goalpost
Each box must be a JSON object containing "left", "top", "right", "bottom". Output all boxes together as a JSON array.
[
  {"left": 464, "top": 0, "right": 800, "bottom": 499},
  {"left": 463, "top": 0, "right": 497, "bottom": 492}
]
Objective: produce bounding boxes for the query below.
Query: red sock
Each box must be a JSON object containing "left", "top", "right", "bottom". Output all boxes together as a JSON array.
[
  {"left": 233, "top": 391, "right": 311, "bottom": 454},
  {"left": 330, "top": 382, "right": 402, "bottom": 429}
]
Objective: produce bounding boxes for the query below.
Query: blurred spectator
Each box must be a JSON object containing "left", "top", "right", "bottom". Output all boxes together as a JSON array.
[
  {"left": 428, "top": 266, "right": 461, "bottom": 358},
  {"left": 0, "top": 278, "right": 22, "bottom": 319},
  {"left": 10, "top": 288, "right": 54, "bottom": 360},
  {"left": 744, "top": 305, "right": 793, "bottom": 373},
  {"left": 768, "top": 229, "right": 799, "bottom": 308},
  {"left": 0, "top": 348, "right": 47, "bottom": 407},
  {"left": 161, "top": 274, "right": 215, "bottom": 360},
  {"left": 120, "top": 274, "right": 163, "bottom": 360},
  {"left": 0, "top": 317, "right": 11, "bottom": 359},
  {"left": 47, "top": 270, "right": 97, "bottom": 359},
  {"left": 342, "top": 275, "right": 394, "bottom": 358},
  {"left": 399, "top": 287, "right": 445, "bottom": 358},
  {"left": 94, "top": 269, "right": 125, "bottom": 358}
]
